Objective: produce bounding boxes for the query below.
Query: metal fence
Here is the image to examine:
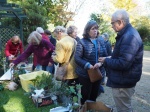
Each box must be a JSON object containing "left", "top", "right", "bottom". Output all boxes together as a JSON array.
[
  {"left": 0, "top": 26, "right": 20, "bottom": 47},
  {"left": 0, "top": 27, "right": 21, "bottom": 72}
]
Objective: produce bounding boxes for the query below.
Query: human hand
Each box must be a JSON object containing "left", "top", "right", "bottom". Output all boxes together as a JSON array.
[
  {"left": 48, "top": 62, "right": 53, "bottom": 66},
  {"left": 8, "top": 55, "right": 14, "bottom": 60},
  {"left": 9, "top": 63, "right": 15, "bottom": 68},
  {"left": 93, "top": 62, "right": 102, "bottom": 69},
  {"left": 89, "top": 65, "right": 94, "bottom": 69},
  {"left": 98, "top": 57, "right": 106, "bottom": 63},
  {"left": 107, "top": 56, "right": 111, "bottom": 58}
]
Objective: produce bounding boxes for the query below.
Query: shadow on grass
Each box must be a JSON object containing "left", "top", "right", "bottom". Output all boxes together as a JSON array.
[
  {"left": 0, "top": 91, "right": 9, "bottom": 112},
  {"left": 0, "top": 86, "right": 55, "bottom": 112}
]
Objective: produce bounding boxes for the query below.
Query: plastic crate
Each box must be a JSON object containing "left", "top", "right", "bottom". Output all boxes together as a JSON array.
[{"left": 19, "top": 71, "right": 50, "bottom": 92}]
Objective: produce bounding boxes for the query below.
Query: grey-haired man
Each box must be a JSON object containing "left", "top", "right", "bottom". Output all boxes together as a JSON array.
[{"left": 99, "top": 9, "right": 143, "bottom": 112}]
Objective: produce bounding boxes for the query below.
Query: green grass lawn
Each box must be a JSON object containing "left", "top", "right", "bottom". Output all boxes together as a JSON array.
[
  {"left": 144, "top": 46, "right": 150, "bottom": 51},
  {"left": 0, "top": 87, "right": 55, "bottom": 112}
]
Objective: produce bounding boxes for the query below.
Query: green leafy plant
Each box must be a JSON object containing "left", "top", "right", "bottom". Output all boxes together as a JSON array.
[
  {"left": 0, "top": 83, "right": 4, "bottom": 91},
  {"left": 24, "top": 84, "right": 37, "bottom": 96},
  {"left": 13, "top": 68, "right": 27, "bottom": 85},
  {"left": 67, "top": 84, "right": 82, "bottom": 111},
  {"left": 25, "top": 72, "right": 82, "bottom": 111},
  {"left": 24, "top": 72, "right": 54, "bottom": 97},
  {"left": 0, "top": 48, "right": 5, "bottom": 74},
  {"left": 47, "top": 82, "right": 82, "bottom": 111},
  {"left": 34, "top": 73, "right": 54, "bottom": 91}
]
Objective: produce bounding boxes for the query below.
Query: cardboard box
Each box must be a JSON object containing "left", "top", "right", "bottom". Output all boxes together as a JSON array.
[
  {"left": 32, "top": 95, "right": 53, "bottom": 107},
  {"left": 80, "top": 101, "right": 113, "bottom": 112}
]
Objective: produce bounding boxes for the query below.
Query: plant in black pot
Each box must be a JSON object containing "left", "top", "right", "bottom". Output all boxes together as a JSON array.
[
  {"left": 13, "top": 67, "right": 26, "bottom": 86},
  {"left": 24, "top": 72, "right": 82, "bottom": 110},
  {"left": 50, "top": 82, "right": 82, "bottom": 111},
  {"left": 24, "top": 73, "right": 55, "bottom": 107}
]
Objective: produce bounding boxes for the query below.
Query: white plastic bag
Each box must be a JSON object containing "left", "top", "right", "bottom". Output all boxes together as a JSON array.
[{"left": 0, "top": 68, "right": 13, "bottom": 80}]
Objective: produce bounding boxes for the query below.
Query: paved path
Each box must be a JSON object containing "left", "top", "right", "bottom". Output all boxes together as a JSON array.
[{"left": 97, "top": 51, "right": 150, "bottom": 112}]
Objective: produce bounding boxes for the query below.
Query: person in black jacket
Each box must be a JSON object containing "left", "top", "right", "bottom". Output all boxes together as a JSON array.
[
  {"left": 100, "top": 33, "right": 112, "bottom": 85},
  {"left": 44, "top": 29, "right": 57, "bottom": 74},
  {"left": 102, "top": 33, "right": 112, "bottom": 56},
  {"left": 44, "top": 29, "right": 56, "bottom": 46},
  {"left": 74, "top": 20, "right": 107, "bottom": 105},
  {"left": 99, "top": 9, "right": 143, "bottom": 112}
]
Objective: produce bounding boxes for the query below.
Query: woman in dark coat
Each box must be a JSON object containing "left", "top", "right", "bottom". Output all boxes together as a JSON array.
[{"left": 74, "top": 20, "right": 107, "bottom": 104}]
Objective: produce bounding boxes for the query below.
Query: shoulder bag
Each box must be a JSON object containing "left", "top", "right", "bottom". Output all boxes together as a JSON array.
[
  {"left": 55, "top": 40, "right": 76, "bottom": 81},
  {"left": 87, "top": 40, "right": 102, "bottom": 82}
]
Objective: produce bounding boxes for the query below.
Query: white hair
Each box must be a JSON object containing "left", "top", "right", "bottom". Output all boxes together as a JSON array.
[
  {"left": 67, "top": 25, "right": 77, "bottom": 35},
  {"left": 53, "top": 26, "right": 66, "bottom": 34},
  {"left": 36, "top": 27, "right": 44, "bottom": 34},
  {"left": 27, "top": 31, "right": 42, "bottom": 44},
  {"left": 112, "top": 9, "right": 129, "bottom": 25}
]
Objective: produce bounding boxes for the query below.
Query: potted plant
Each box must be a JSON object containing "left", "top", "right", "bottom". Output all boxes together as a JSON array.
[
  {"left": 13, "top": 67, "right": 27, "bottom": 85},
  {"left": 25, "top": 72, "right": 82, "bottom": 110}
]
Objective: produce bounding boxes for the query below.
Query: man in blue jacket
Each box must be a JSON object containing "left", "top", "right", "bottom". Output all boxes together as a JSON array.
[{"left": 99, "top": 9, "right": 143, "bottom": 112}]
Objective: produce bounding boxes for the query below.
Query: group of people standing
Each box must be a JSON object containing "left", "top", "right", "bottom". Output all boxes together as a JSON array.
[{"left": 5, "top": 9, "right": 143, "bottom": 112}]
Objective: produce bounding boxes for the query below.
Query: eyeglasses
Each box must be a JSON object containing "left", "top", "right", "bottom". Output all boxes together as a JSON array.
[{"left": 111, "top": 20, "right": 118, "bottom": 25}]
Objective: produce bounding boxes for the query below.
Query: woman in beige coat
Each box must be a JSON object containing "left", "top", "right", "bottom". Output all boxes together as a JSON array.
[{"left": 52, "top": 26, "right": 78, "bottom": 86}]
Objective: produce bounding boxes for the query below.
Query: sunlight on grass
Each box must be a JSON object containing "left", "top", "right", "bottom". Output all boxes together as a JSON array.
[
  {"left": 3, "top": 96, "right": 25, "bottom": 112},
  {"left": 0, "top": 88, "right": 55, "bottom": 112}
]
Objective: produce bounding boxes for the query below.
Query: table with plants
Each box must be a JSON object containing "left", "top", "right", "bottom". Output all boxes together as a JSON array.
[{"left": 0, "top": 67, "right": 82, "bottom": 112}]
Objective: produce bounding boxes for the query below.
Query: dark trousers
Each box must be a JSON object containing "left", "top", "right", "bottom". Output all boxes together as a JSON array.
[
  {"left": 79, "top": 76, "right": 101, "bottom": 105},
  {"left": 64, "top": 78, "right": 79, "bottom": 86}
]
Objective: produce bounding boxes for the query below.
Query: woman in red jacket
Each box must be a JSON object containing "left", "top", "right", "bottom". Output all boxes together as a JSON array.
[
  {"left": 5, "top": 35, "right": 23, "bottom": 63},
  {"left": 9, "top": 31, "right": 55, "bottom": 72}
]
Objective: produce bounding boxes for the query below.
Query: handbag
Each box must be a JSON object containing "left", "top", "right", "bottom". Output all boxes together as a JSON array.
[
  {"left": 87, "top": 40, "right": 103, "bottom": 82},
  {"left": 55, "top": 63, "right": 68, "bottom": 81},
  {"left": 88, "top": 68, "right": 102, "bottom": 82},
  {"left": 55, "top": 40, "right": 76, "bottom": 81}
]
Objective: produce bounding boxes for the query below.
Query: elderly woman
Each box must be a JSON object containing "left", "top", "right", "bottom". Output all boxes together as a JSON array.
[
  {"left": 67, "top": 25, "right": 80, "bottom": 42},
  {"left": 5, "top": 35, "right": 23, "bottom": 63},
  {"left": 9, "top": 31, "right": 55, "bottom": 72},
  {"left": 74, "top": 20, "right": 107, "bottom": 104},
  {"left": 30, "top": 27, "right": 50, "bottom": 71},
  {"left": 52, "top": 26, "right": 78, "bottom": 86},
  {"left": 36, "top": 27, "right": 49, "bottom": 41}
]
